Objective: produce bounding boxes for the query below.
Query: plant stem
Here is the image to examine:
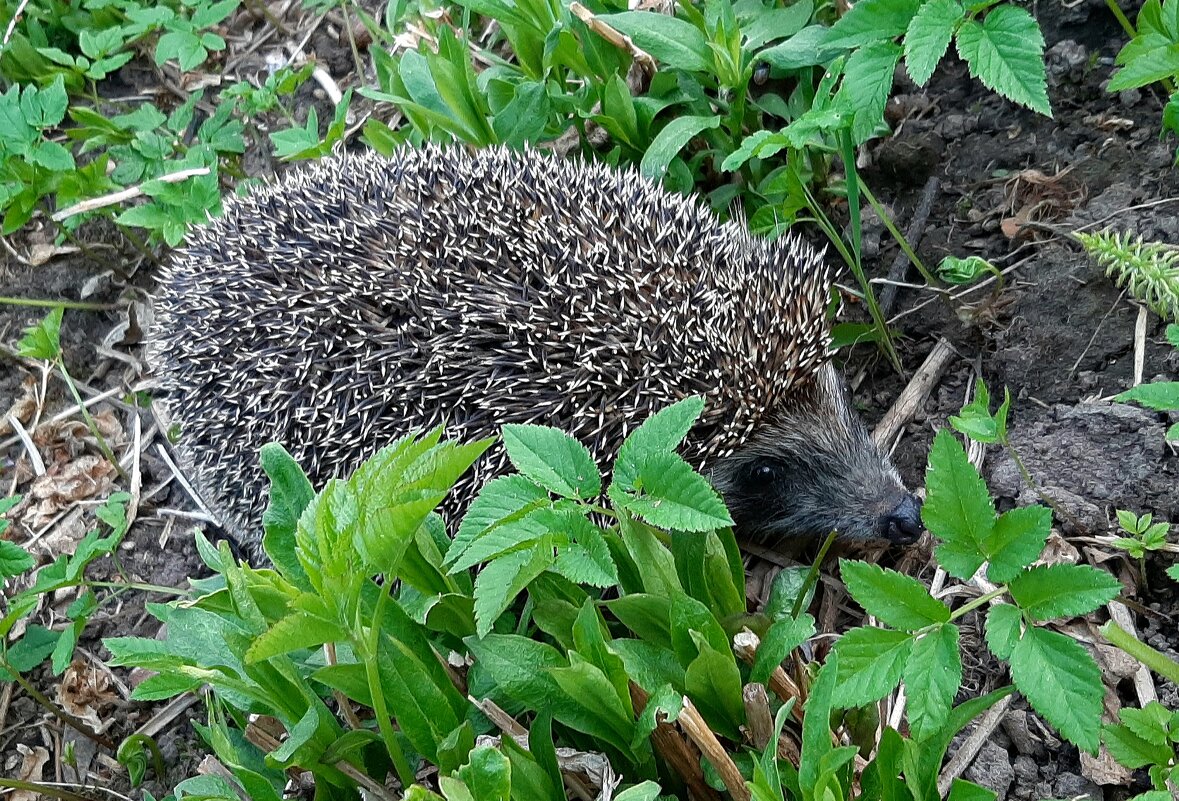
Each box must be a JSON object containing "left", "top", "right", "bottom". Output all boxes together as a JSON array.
[
  {"left": 949, "top": 587, "right": 1007, "bottom": 621},
  {"left": 0, "top": 297, "right": 115, "bottom": 310},
  {"left": 57, "top": 360, "right": 128, "bottom": 483},
  {"left": 3, "top": 659, "right": 117, "bottom": 749},
  {"left": 361, "top": 581, "right": 416, "bottom": 787},
  {"left": 1103, "top": 0, "right": 1137, "bottom": 40},
  {"left": 1100, "top": 620, "right": 1179, "bottom": 684},
  {"left": 792, "top": 530, "right": 837, "bottom": 620},
  {"left": 859, "top": 181, "right": 939, "bottom": 287},
  {"left": 0, "top": 778, "right": 95, "bottom": 801}
]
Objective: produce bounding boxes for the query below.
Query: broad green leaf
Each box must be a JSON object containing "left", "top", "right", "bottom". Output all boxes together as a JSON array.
[
  {"left": 904, "top": 623, "right": 962, "bottom": 740},
  {"left": 954, "top": 6, "right": 1050, "bottom": 116},
  {"left": 599, "top": 12, "right": 713, "bottom": 72},
  {"left": 613, "top": 396, "right": 704, "bottom": 489},
  {"left": 0, "top": 540, "right": 34, "bottom": 579},
  {"left": 501, "top": 424, "right": 601, "bottom": 499},
  {"left": 759, "top": 25, "right": 842, "bottom": 69},
  {"left": 984, "top": 603, "right": 1022, "bottom": 660},
  {"left": 685, "top": 640, "right": 746, "bottom": 739},
  {"left": 903, "top": 0, "right": 963, "bottom": 85},
  {"left": 639, "top": 115, "right": 721, "bottom": 178},
  {"left": 984, "top": 504, "right": 1050, "bottom": 583},
  {"left": 947, "top": 779, "right": 997, "bottom": 801},
  {"left": 669, "top": 593, "right": 730, "bottom": 666},
  {"left": 832, "top": 626, "right": 913, "bottom": 707},
  {"left": 1009, "top": 626, "right": 1102, "bottom": 752},
  {"left": 246, "top": 612, "right": 347, "bottom": 662},
  {"left": 840, "top": 560, "right": 949, "bottom": 631},
  {"left": 799, "top": 652, "right": 838, "bottom": 791},
  {"left": 491, "top": 80, "right": 548, "bottom": 146},
  {"left": 1007, "top": 564, "right": 1121, "bottom": 621},
  {"left": 551, "top": 656, "right": 637, "bottom": 756},
  {"left": 611, "top": 639, "right": 685, "bottom": 692},
  {"left": 447, "top": 507, "right": 551, "bottom": 572},
  {"left": 751, "top": 613, "right": 815, "bottom": 685},
  {"left": 743, "top": 0, "right": 813, "bottom": 49},
  {"left": 1117, "top": 701, "right": 1172, "bottom": 745},
  {"left": 1102, "top": 722, "right": 1175, "bottom": 769},
  {"left": 473, "top": 545, "right": 553, "bottom": 636},
  {"left": 455, "top": 747, "right": 510, "bottom": 801},
  {"left": 552, "top": 518, "right": 618, "bottom": 587},
  {"left": 632, "top": 684, "right": 683, "bottom": 748},
  {"left": 449, "top": 474, "right": 550, "bottom": 567},
  {"left": 608, "top": 594, "right": 673, "bottom": 649},
  {"left": 464, "top": 634, "right": 565, "bottom": 710},
  {"left": 839, "top": 40, "right": 902, "bottom": 144},
  {"left": 1116, "top": 381, "right": 1179, "bottom": 411},
  {"left": 824, "top": 0, "right": 922, "bottom": 48},
  {"left": 622, "top": 452, "right": 732, "bottom": 532},
  {"left": 922, "top": 429, "right": 994, "bottom": 579},
  {"left": 1109, "top": 32, "right": 1179, "bottom": 91},
  {"left": 614, "top": 781, "right": 663, "bottom": 801},
  {"left": 260, "top": 443, "right": 314, "bottom": 590}
]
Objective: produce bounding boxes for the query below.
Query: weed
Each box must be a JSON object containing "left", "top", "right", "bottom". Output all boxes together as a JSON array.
[{"left": 1078, "top": 230, "right": 1179, "bottom": 322}]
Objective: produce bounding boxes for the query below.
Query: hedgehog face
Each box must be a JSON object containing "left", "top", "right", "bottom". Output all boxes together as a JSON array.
[{"left": 709, "top": 363, "right": 923, "bottom": 545}]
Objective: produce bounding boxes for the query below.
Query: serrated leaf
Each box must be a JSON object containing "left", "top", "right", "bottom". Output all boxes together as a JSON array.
[
  {"left": 903, "top": 0, "right": 963, "bottom": 85},
  {"left": 832, "top": 626, "right": 913, "bottom": 707},
  {"left": 751, "top": 613, "right": 815, "bottom": 685},
  {"left": 904, "top": 623, "right": 962, "bottom": 740},
  {"left": 1102, "top": 722, "right": 1175, "bottom": 768},
  {"left": 246, "top": 612, "right": 347, "bottom": 663},
  {"left": 552, "top": 520, "right": 617, "bottom": 587},
  {"left": 599, "top": 11, "right": 713, "bottom": 72},
  {"left": 839, "top": 40, "right": 902, "bottom": 144},
  {"left": 18, "top": 307, "right": 63, "bottom": 361},
  {"left": 923, "top": 429, "right": 994, "bottom": 579},
  {"left": 1009, "top": 626, "right": 1102, "bottom": 752},
  {"left": 1108, "top": 32, "right": 1179, "bottom": 91},
  {"left": 1116, "top": 381, "right": 1179, "bottom": 411},
  {"left": 0, "top": 540, "right": 34, "bottom": 579},
  {"left": 1007, "top": 564, "right": 1121, "bottom": 621},
  {"left": 640, "top": 115, "right": 721, "bottom": 179},
  {"left": 1117, "top": 701, "right": 1173, "bottom": 745},
  {"left": 464, "top": 634, "right": 565, "bottom": 709},
  {"left": 840, "top": 559, "right": 949, "bottom": 631},
  {"left": 984, "top": 504, "right": 1051, "bottom": 583},
  {"left": 473, "top": 546, "right": 553, "bottom": 637},
  {"left": 613, "top": 397, "right": 704, "bottom": 489},
  {"left": 622, "top": 452, "right": 732, "bottom": 532},
  {"left": 984, "top": 603, "right": 1022, "bottom": 660},
  {"left": 501, "top": 424, "right": 601, "bottom": 499},
  {"left": 954, "top": 6, "right": 1051, "bottom": 116},
  {"left": 449, "top": 475, "right": 551, "bottom": 567},
  {"left": 824, "top": 0, "right": 922, "bottom": 48},
  {"left": 447, "top": 508, "right": 551, "bottom": 573}
]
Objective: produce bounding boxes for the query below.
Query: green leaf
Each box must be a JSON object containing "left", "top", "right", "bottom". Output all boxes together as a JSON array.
[
  {"left": 17, "top": 307, "right": 63, "bottom": 361},
  {"left": 473, "top": 545, "right": 553, "bottom": 637},
  {"left": 600, "top": 11, "right": 713, "bottom": 72},
  {"left": 799, "top": 651, "right": 838, "bottom": 791},
  {"left": 903, "top": 0, "right": 964, "bottom": 85},
  {"left": 639, "top": 115, "right": 721, "bottom": 179},
  {"left": 501, "top": 424, "right": 601, "bottom": 499},
  {"left": 465, "top": 634, "right": 565, "bottom": 709},
  {"left": 490, "top": 80, "right": 549, "bottom": 147},
  {"left": 614, "top": 781, "right": 663, "bottom": 801},
  {"left": 1007, "top": 564, "right": 1121, "bottom": 621},
  {"left": 29, "top": 140, "right": 75, "bottom": 171},
  {"left": 684, "top": 640, "right": 746, "bottom": 739},
  {"left": 984, "top": 603, "right": 1022, "bottom": 660},
  {"left": 622, "top": 452, "right": 732, "bottom": 532},
  {"left": 613, "top": 396, "right": 704, "bottom": 489},
  {"left": 449, "top": 474, "right": 550, "bottom": 567},
  {"left": 744, "top": 0, "right": 813, "bottom": 49},
  {"left": 904, "top": 623, "right": 962, "bottom": 740},
  {"left": 1009, "top": 626, "right": 1102, "bottom": 752},
  {"left": 0, "top": 540, "right": 34, "bottom": 579},
  {"left": 1116, "top": 381, "right": 1179, "bottom": 411},
  {"left": 832, "top": 626, "right": 913, "bottom": 707},
  {"left": 838, "top": 40, "right": 902, "bottom": 144},
  {"left": 947, "top": 779, "right": 997, "bottom": 801},
  {"left": 840, "top": 560, "right": 949, "bottom": 631},
  {"left": 246, "top": 612, "right": 347, "bottom": 662},
  {"left": 758, "top": 25, "right": 842, "bottom": 69},
  {"left": 1117, "top": 701, "right": 1172, "bottom": 746},
  {"left": 550, "top": 656, "right": 637, "bottom": 756},
  {"left": 1109, "top": 33, "right": 1179, "bottom": 91},
  {"left": 922, "top": 429, "right": 994, "bottom": 579},
  {"left": 4, "top": 625, "right": 59, "bottom": 674},
  {"left": 984, "top": 505, "right": 1050, "bottom": 583},
  {"left": 260, "top": 443, "right": 314, "bottom": 590},
  {"left": 824, "top": 0, "right": 922, "bottom": 48},
  {"left": 455, "top": 747, "right": 511, "bottom": 801},
  {"left": 954, "top": 6, "right": 1051, "bottom": 116},
  {"left": 1102, "top": 722, "right": 1175, "bottom": 769},
  {"left": 751, "top": 613, "right": 815, "bottom": 686}
]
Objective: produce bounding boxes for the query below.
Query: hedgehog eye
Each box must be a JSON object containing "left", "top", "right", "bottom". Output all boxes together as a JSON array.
[{"left": 749, "top": 462, "right": 780, "bottom": 485}]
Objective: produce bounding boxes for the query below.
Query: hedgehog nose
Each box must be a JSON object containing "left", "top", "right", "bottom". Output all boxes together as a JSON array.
[{"left": 879, "top": 494, "right": 923, "bottom": 544}]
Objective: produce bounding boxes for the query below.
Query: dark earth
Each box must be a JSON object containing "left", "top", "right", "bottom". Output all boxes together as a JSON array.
[{"left": 1, "top": 0, "right": 1177, "bottom": 797}]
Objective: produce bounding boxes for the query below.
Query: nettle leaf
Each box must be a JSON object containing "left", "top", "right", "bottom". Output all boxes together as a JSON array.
[
  {"left": 473, "top": 545, "right": 553, "bottom": 637},
  {"left": 832, "top": 626, "right": 913, "bottom": 707},
  {"left": 984, "top": 505, "right": 1050, "bottom": 583},
  {"left": 904, "top": 623, "right": 962, "bottom": 741},
  {"left": 613, "top": 396, "right": 704, "bottom": 489},
  {"left": 502, "top": 424, "right": 601, "bottom": 499},
  {"left": 954, "top": 5, "right": 1051, "bottom": 116},
  {"left": 840, "top": 560, "right": 948, "bottom": 631},
  {"left": 839, "top": 40, "right": 902, "bottom": 144},
  {"left": 639, "top": 115, "right": 721, "bottom": 179},
  {"left": 824, "top": 0, "right": 922, "bottom": 49},
  {"left": 903, "top": 0, "right": 964, "bottom": 85},
  {"left": 600, "top": 11, "right": 713, "bottom": 73},
  {"left": 1116, "top": 381, "right": 1179, "bottom": 411},
  {"left": 622, "top": 452, "right": 732, "bottom": 532},
  {"left": 1007, "top": 564, "right": 1121, "bottom": 622},
  {"left": 922, "top": 430, "right": 994, "bottom": 579},
  {"left": 1009, "top": 626, "right": 1102, "bottom": 753},
  {"left": 984, "top": 603, "right": 1022, "bottom": 660}
]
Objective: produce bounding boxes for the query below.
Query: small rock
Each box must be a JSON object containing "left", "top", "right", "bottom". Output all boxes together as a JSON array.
[
  {"left": 1118, "top": 88, "right": 1142, "bottom": 107},
  {"left": 1053, "top": 771, "right": 1101, "bottom": 800},
  {"left": 965, "top": 741, "right": 1015, "bottom": 800},
  {"left": 1013, "top": 755, "right": 1038, "bottom": 783}
]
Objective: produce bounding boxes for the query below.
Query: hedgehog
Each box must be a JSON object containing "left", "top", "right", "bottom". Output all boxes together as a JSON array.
[{"left": 148, "top": 144, "right": 923, "bottom": 559}]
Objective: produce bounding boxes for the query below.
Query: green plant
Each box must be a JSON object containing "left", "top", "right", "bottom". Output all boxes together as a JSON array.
[
  {"left": 1106, "top": 0, "right": 1179, "bottom": 159},
  {"left": 1077, "top": 230, "right": 1179, "bottom": 322},
  {"left": 1116, "top": 323, "right": 1179, "bottom": 444},
  {"left": 1113, "top": 510, "right": 1171, "bottom": 560}
]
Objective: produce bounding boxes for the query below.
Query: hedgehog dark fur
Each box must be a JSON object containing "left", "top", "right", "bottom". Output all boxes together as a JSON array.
[{"left": 149, "top": 144, "right": 923, "bottom": 556}]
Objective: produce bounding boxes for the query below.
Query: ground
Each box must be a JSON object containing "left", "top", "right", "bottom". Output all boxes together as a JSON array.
[{"left": 0, "top": 0, "right": 1177, "bottom": 798}]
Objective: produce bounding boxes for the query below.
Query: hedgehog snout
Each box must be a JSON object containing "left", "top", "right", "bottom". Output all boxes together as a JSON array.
[{"left": 876, "top": 493, "right": 923, "bottom": 544}]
